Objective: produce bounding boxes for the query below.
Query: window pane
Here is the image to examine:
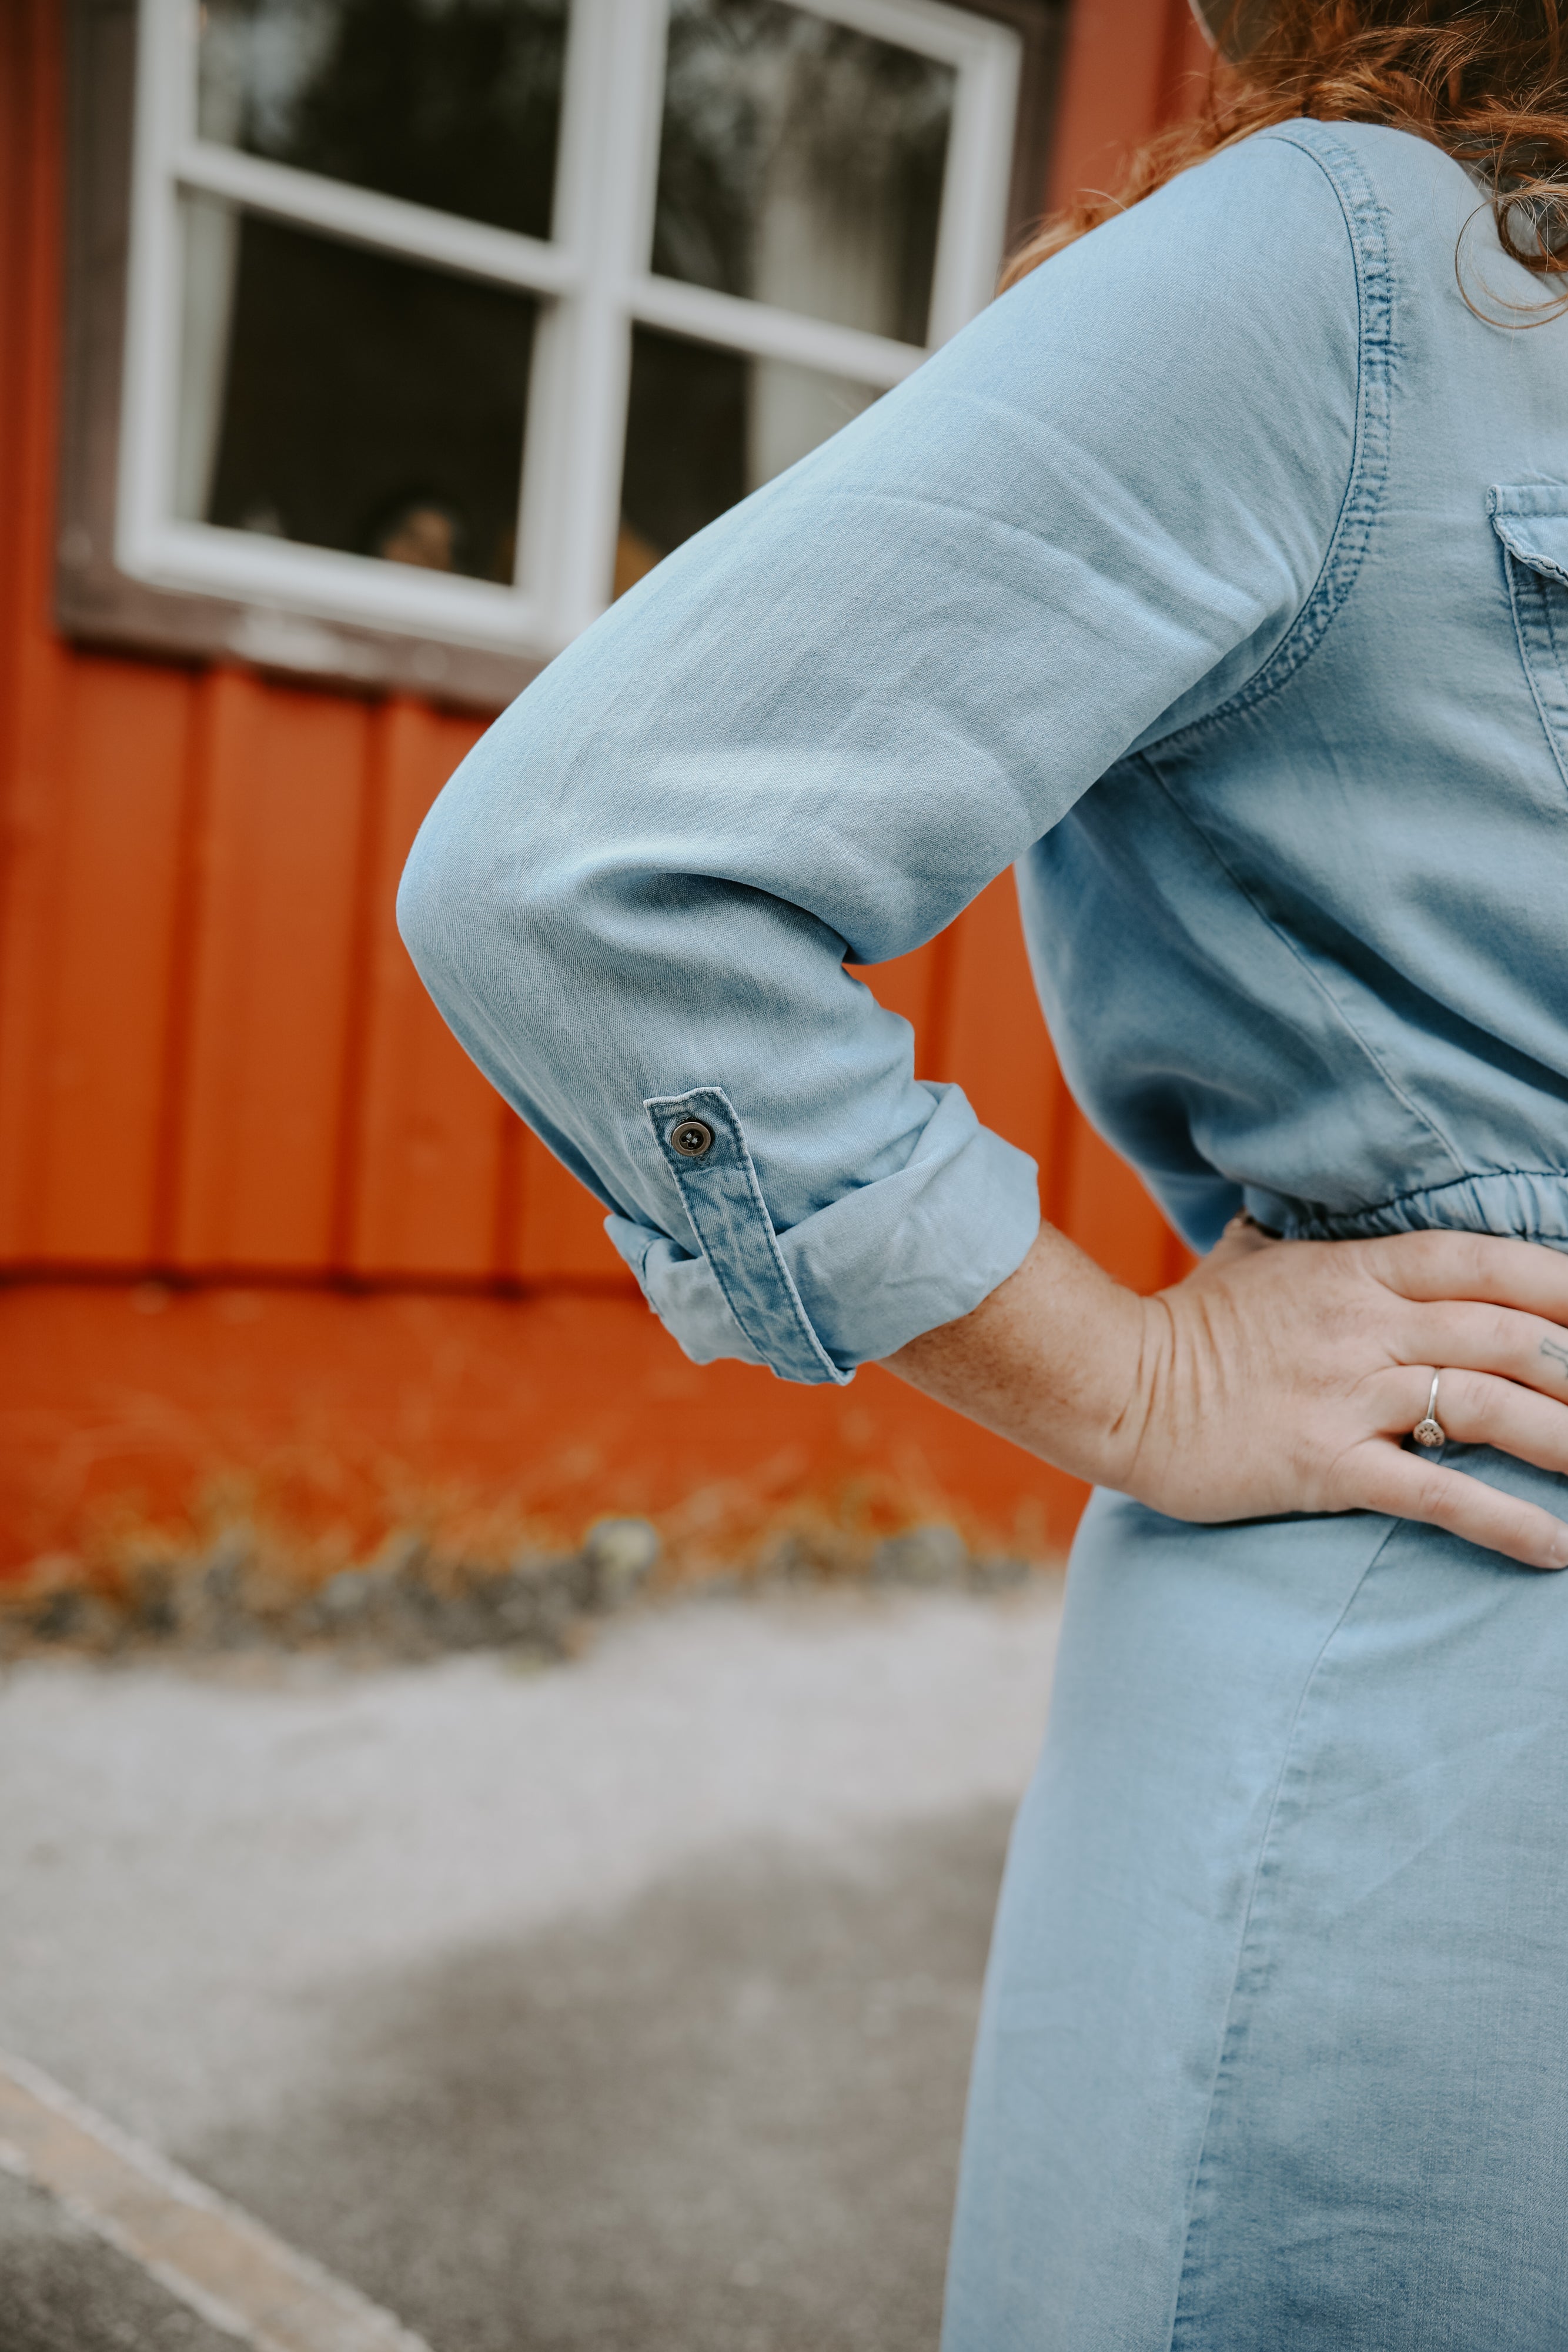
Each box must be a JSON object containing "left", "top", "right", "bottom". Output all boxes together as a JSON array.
[
  {"left": 177, "top": 196, "right": 535, "bottom": 582},
  {"left": 617, "top": 322, "right": 874, "bottom": 589},
  {"left": 654, "top": 0, "right": 955, "bottom": 346},
  {"left": 196, "top": 0, "right": 569, "bottom": 242}
]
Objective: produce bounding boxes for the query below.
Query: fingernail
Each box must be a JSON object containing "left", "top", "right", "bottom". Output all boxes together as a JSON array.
[{"left": 1547, "top": 1526, "right": 1568, "bottom": 1570}]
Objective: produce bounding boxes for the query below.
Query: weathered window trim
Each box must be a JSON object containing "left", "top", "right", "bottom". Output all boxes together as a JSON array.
[{"left": 58, "top": 0, "right": 1064, "bottom": 711}]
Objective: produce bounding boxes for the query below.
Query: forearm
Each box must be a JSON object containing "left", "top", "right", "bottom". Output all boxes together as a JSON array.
[{"left": 881, "top": 1223, "right": 1149, "bottom": 1487}]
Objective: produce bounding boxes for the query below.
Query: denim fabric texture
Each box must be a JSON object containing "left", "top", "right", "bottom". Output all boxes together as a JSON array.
[
  {"left": 400, "top": 116, "right": 1568, "bottom": 2342},
  {"left": 949, "top": 1470, "right": 1568, "bottom": 2351},
  {"left": 400, "top": 119, "right": 1568, "bottom": 1373}
]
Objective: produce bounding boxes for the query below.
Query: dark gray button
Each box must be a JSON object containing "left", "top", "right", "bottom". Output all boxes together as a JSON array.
[{"left": 669, "top": 1117, "right": 715, "bottom": 1160}]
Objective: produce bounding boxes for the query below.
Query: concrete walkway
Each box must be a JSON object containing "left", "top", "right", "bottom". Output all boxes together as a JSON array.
[{"left": 0, "top": 1583, "right": 1061, "bottom": 2352}]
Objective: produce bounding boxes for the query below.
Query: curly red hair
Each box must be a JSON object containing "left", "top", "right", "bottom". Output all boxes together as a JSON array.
[{"left": 1002, "top": 1, "right": 1568, "bottom": 315}]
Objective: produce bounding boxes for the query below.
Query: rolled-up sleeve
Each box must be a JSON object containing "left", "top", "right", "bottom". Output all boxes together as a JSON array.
[{"left": 397, "top": 128, "right": 1358, "bottom": 1381}]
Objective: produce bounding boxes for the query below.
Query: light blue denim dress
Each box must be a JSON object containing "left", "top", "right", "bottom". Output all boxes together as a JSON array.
[{"left": 402, "top": 119, "right": 1568, "bottom": 2347}]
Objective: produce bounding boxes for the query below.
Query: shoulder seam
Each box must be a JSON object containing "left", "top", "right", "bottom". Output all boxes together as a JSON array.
[{"left": 1152, "top": 123, "right": 1397, "bottom": 753}]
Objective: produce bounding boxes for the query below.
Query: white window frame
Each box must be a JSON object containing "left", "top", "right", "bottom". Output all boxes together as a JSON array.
[{"left": 116, "top": 0, "right": 1022, "bottom": 664}]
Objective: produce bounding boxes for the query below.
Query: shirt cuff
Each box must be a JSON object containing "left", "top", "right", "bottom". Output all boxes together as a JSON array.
[{"left": 606, "top": 1081, "right": 1040, "bottom": 1384}]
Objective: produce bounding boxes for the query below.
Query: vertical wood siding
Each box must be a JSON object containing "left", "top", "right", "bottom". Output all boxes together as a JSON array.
[
  {"left": 0, "top": 0, "right": 1201, "bottom": 1299},
  {"left": 346, "top": 698, "right": 499, "bottom": 1281}
]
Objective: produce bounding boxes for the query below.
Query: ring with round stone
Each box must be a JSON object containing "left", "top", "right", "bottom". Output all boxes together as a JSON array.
[{"left": 1412, "top": 1371, "right": 1447, "bottom": 1449}]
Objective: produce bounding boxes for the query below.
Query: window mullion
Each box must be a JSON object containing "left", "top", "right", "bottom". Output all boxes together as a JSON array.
[
  {"left": 629, "top": 276, "right": 925, "bottom": 389},
  {"left": 118, "top": 0, "right": 192, "bottom": 583},
  {"left": 926, "top": 32, "right": 1021, "bottom": 347},
  {"left": 537, "top": 0, "right": 670, "bottom": 646},
  {"left": 171, "top": 143, "right": 580, "bottom": 299}
]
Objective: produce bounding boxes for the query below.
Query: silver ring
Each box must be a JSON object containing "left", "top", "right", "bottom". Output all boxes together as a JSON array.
[{"left": 1412, "top": 1372, "right": 1446, "bottom": 1449}]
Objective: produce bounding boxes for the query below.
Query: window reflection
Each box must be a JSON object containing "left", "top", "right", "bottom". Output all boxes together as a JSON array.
[
  {"left": 618, "top": 322, "right": 874, "bottom": 587},
  {"left": 197, "top": 0, "right": 569, "bottom": 242},
  {"left": 654, "top": 0, "right": 955, "bottom": 345},
  {"left": 178, "top": 197, "right": 536, "bottom": 580}
]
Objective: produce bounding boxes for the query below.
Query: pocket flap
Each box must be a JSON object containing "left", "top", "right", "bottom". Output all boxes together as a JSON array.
[{"left": 1489, "top": 485, "right": 1568, "bottom": 586}]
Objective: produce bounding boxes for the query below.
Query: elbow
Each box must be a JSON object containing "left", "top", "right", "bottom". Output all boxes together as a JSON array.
[
  {"left": 395, "top": 758, "right": 590, "bottom": 1050},
  {"left": 395, "top": 794, "right": 481, "bottom": 1014},
  {"left": 393, "top": 763, "right": 551, "bottom": 1045}
]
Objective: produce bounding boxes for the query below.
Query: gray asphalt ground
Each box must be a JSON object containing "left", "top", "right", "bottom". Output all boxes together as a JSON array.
[{"left": 0, "top": 1583, "right": 1061, "bottom": 2352}]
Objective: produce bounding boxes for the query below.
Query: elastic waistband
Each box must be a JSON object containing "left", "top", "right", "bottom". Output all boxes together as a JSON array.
[{"left": 1245, "top": 1169, "right": 1568, "bottom": 1249}]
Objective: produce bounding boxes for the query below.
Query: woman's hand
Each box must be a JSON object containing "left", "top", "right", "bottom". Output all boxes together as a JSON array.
[{"left": 882, "top": 1218, "right": 1568, "bottom": 1569}]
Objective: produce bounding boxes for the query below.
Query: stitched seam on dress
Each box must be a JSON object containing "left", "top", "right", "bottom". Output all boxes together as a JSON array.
[
  {"left": 648, "top": 1091, "right": 848, "bottom": 1385},
  {"left": 1136, "top": 754, "right": 1470, "bottom": 1181},
  {"left": 1151, "top": 123, "right": 1396, "bottom": 754},
  {"left": 1162, "top": 1522, "right": 1400, "bottom": 2349},
  {"left": 1271, "top": 1162, "right": 1568, "bottom": 1230},
  {"left": 679, "top": 1167, "right": 835, "bottom": 1379},
  {"left": 1506, "top": 552, "right": 1568, "bottom": 794},
  {"left": 718, "top": 1133, "right": 848, "bottom": 1384},
  {"left": 1539, "top": 563, "right": 1568, "bottom": 764}
]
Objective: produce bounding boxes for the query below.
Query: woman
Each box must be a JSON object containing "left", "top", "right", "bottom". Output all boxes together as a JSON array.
[{"left": 400, "top": 3, "right": 1568, "bottom": 2340}]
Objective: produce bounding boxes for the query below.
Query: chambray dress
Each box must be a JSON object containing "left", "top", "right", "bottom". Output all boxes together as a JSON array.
[{"left": 401, "top": 121, "right": 1568, "bottom": 2347}]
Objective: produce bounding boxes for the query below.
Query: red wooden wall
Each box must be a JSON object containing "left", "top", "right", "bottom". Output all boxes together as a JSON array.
[{"left": 0, "top": 0, "right": 1209, "bottom": 1575}]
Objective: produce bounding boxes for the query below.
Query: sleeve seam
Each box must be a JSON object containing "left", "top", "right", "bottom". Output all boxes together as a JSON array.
[{"left": 1145, "top": 123, "right": 1397, "bottom": 756}]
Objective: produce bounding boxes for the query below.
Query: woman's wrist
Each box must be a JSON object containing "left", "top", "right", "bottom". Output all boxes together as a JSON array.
[{"left": 881, "top": 1224, "right": 1154, "bottom": 1489}]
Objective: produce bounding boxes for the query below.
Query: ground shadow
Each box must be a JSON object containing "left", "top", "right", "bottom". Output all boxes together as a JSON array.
[{"left": 190, "top": 1802, "right": 1015, "bottom": 2352}]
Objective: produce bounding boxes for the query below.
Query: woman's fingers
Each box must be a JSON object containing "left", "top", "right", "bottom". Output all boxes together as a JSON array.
[
  {"left": 1363, "top": 1363, "right": 1568, "bottom": 1475},
  {"left": 1369, "top": 1229, "right": 1568, "bottom": 1320},
  {"left": 1348, "top": 1361, "right": 1568, "bottom": 1567},
  {"left": 1400, "top": 1299, "right": 1568, "bottom": 1402},
  {"left": 1349, "top": 1440, "right": 1568, "bottom": 1571}
]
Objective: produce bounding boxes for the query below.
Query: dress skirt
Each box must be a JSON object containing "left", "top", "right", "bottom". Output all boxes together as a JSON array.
[{"left": 942, "top": 1448, "right": 1568, "bottom": 2350}]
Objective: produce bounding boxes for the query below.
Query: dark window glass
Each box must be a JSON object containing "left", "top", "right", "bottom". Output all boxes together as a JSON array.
[
  {"left": 654, "top": 0, "right": 954, "bottom": 346},
  {"left": 178, "top": 199, "right": 535, "bottom": 582},
  {"left": 197, "top": 0, "right": 569, "bottom": 242},
  {"left": 616, "top": 322, "right": 874, "bottom": 591}
]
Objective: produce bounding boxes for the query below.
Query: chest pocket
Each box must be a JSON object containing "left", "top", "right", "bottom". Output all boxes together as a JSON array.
[{"left": 1491, "top": 486, "right": 1568, "bottom": 789}]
